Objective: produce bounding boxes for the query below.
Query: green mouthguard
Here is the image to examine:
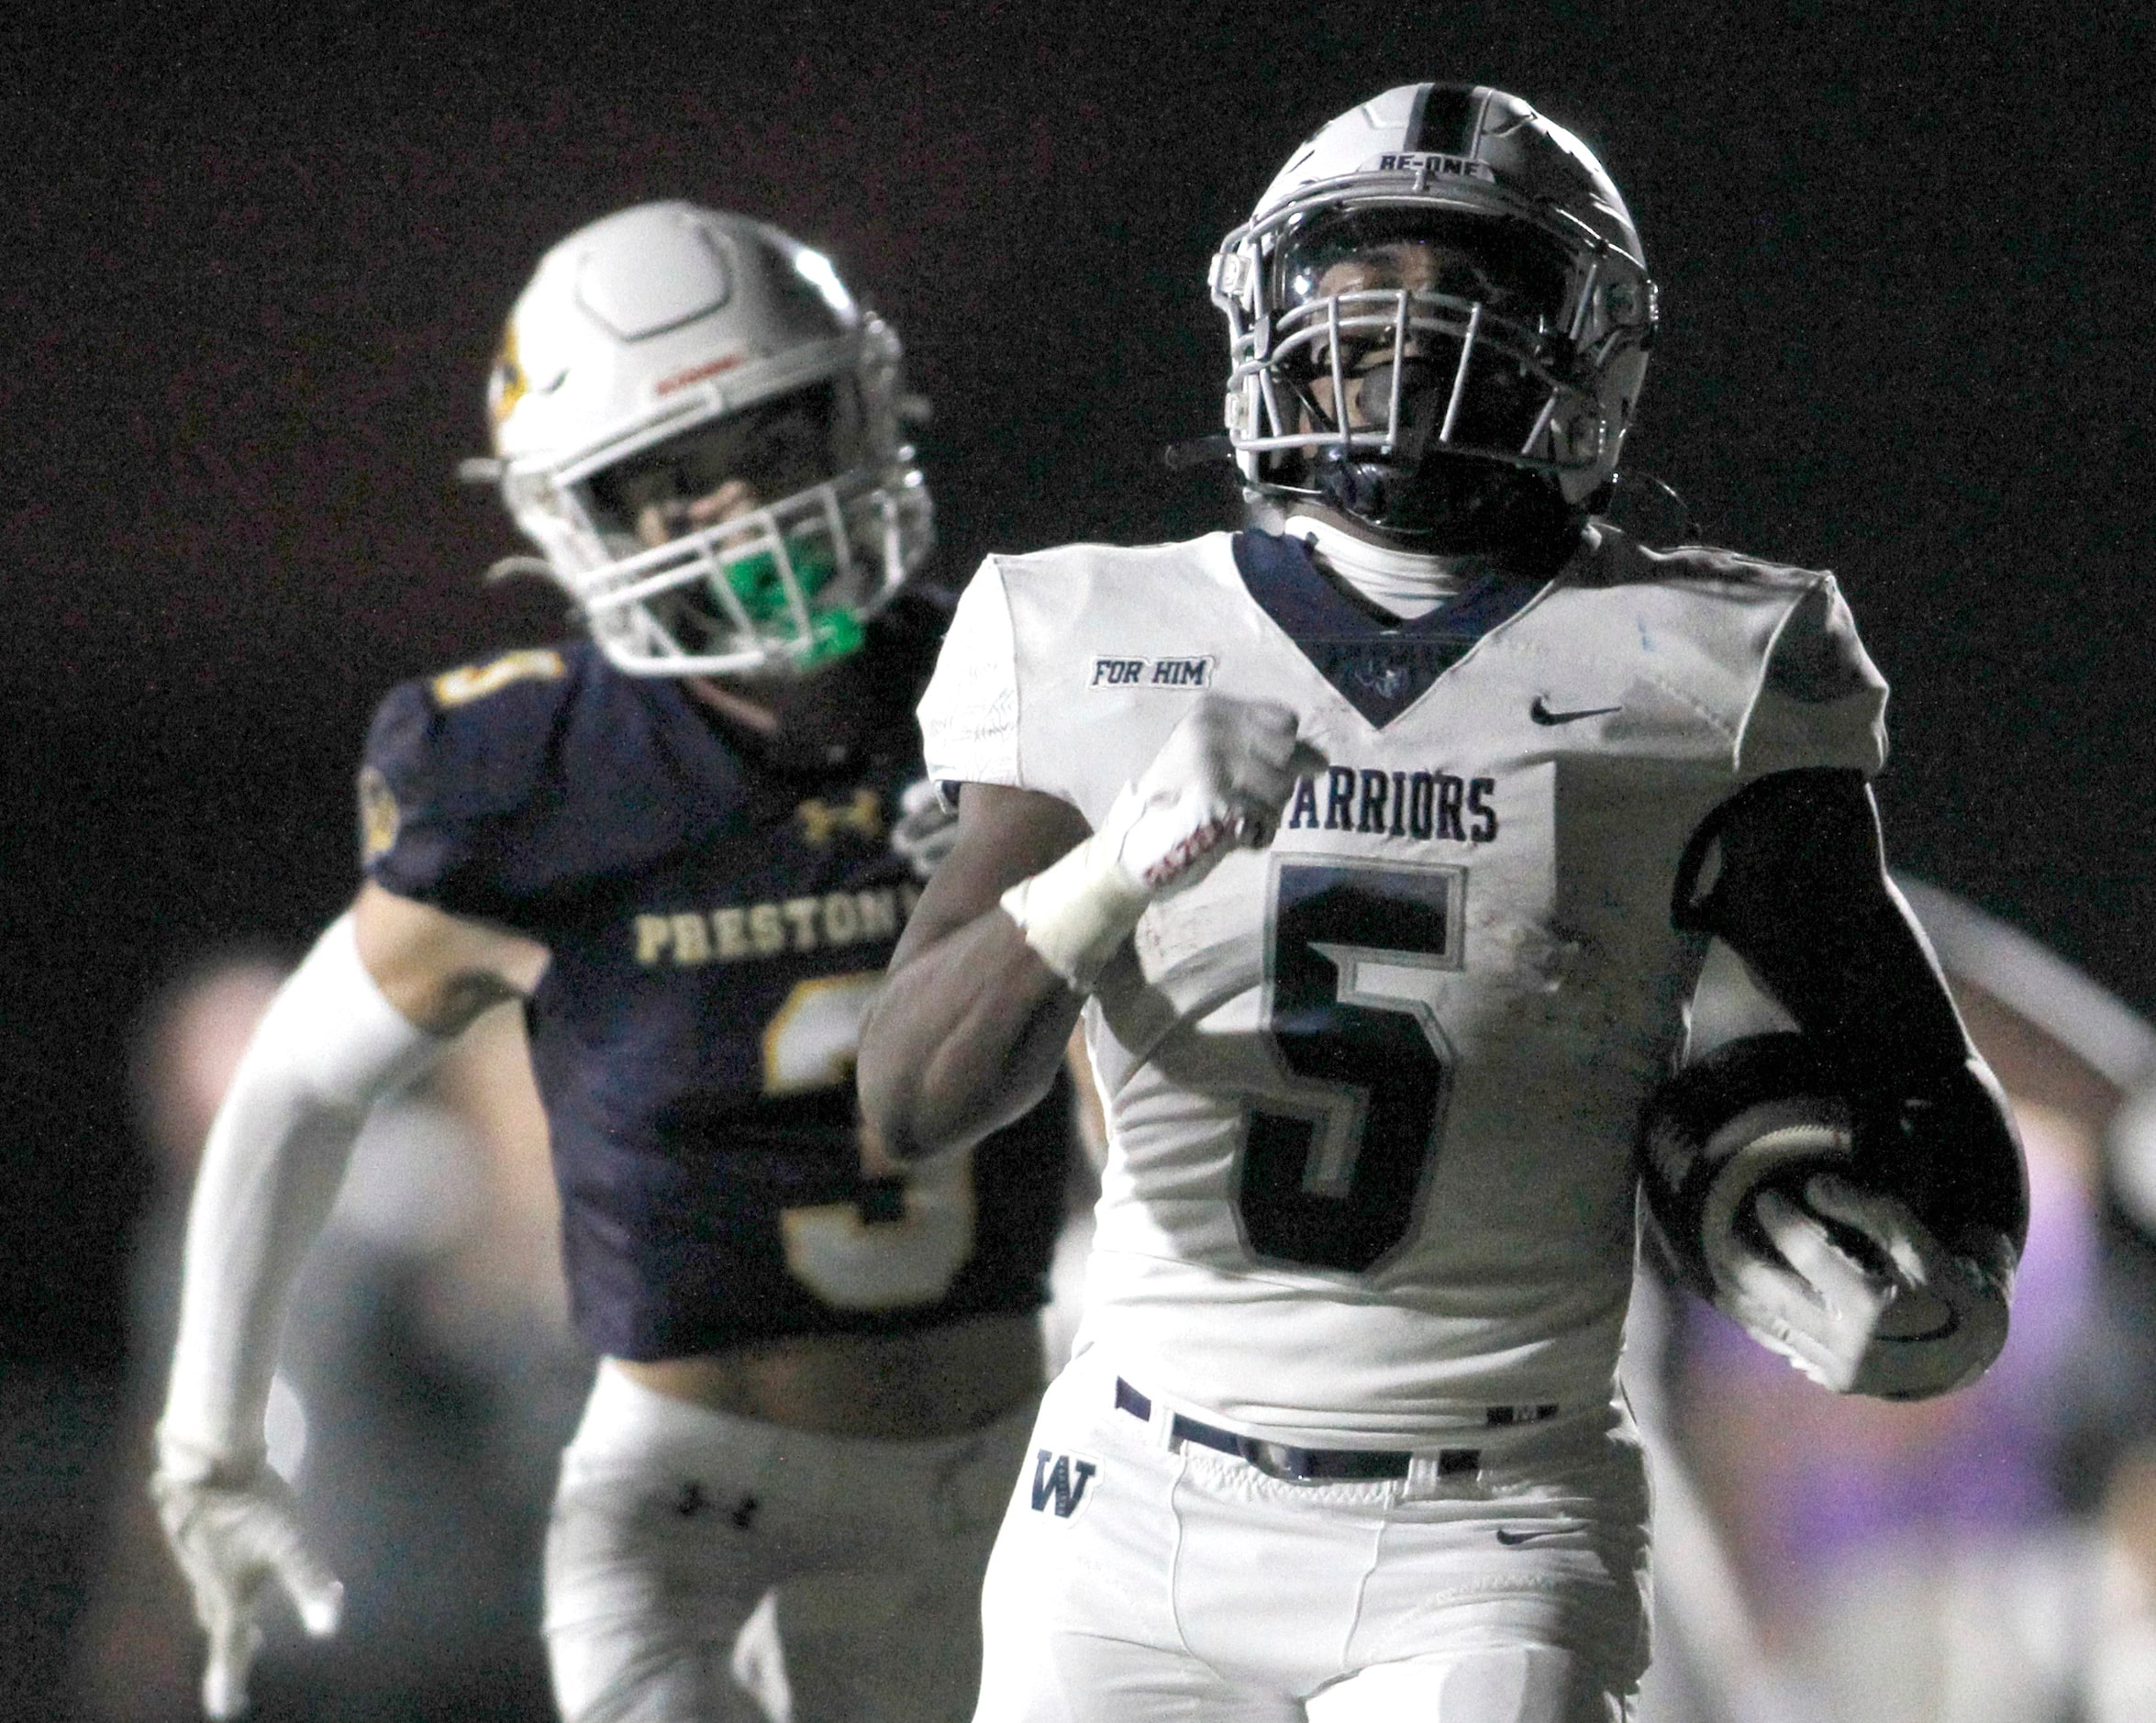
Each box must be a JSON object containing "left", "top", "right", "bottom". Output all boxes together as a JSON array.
[
  {"left": 801, "top": 606, "right": 865, "bottom": 665},
  {"left": 717, "top": 538, "right": 862, "bottom": 664}
]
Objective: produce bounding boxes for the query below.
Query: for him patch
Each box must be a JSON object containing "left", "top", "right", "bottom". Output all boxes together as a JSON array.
[{"left": 1090, "top": 656, "right": 1215, "bottom": 689}]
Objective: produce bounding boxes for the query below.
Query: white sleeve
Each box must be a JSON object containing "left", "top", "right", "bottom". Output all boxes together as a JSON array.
[
  {"left": 916, "top": 557, "right": 1023, "bottom": 792},
  {"left": 157, "top": 915, "right": 446, "bottom": 1478},
  {"left": 1735, "top": 576, "right": 1890, "bottom": 782}
]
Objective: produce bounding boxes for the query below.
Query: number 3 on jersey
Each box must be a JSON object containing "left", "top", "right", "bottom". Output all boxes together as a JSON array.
[
  {"left": 764, "top": 973, "right": 977, "bottom": 1310},
  {"left": 1237, "top": 861, "right": 1463, "bottom": 1273}
]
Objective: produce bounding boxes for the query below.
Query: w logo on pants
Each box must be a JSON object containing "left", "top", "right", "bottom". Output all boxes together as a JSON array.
[{"left": 1029, "top": 1450, "right": 1097, "bottom": 1518}]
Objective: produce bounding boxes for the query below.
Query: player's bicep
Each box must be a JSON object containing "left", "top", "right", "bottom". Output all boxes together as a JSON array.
[
  {"left": 351, "top": 880, "right": 549, "bottom": 1035},
  {"left": 889, "top": 784, "right": 1092, "bottom": 970},
  {"left": 1673, "top": 768, "right": 1966, "bottom": 1063}
]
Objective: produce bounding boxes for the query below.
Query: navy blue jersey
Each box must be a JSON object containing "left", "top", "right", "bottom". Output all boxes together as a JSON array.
[{"left": 359, "top": 639, "right": 1070, "bottom": 1361}]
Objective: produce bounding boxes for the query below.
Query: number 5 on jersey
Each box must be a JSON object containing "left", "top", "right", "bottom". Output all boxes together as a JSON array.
[{"left": 1238, "top": 860, "right": 1463, "bottom": 1273}]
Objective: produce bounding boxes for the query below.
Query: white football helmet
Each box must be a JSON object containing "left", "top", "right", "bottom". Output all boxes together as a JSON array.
[
  {"left": 487, "top": 201, "right": 932, "bottom": 677},
  {"left": 1210, "top": 84, "right": 1658, "bottom": 538}
]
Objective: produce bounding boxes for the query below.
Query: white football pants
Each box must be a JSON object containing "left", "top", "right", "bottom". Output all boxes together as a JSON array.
[
  {"left": 974, "top": 1347, "right": 1650, "bottom": 1723},
  {"left": 545, "top": 1362, "right": 1036, "bottom": 1723}
]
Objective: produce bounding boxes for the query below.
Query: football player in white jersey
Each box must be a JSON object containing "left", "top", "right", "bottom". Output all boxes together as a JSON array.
[
  {"left": 151, "top": 203, "right": 1072, "bottom": 1722},
  {"left": 858, "top": 84, "right": 2028, "bottom": 1723}
]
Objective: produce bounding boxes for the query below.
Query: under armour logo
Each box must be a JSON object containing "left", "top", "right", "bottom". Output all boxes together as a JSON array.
[
  {"left": 674, "top": 1482, "right": 760, "bottom": 1529},
  {"left": 797, "top": 789, "right": 884, "bottom": 846},
  {"left": 1028, "top": 1450, "right": 1097, "bottom": 1518}
]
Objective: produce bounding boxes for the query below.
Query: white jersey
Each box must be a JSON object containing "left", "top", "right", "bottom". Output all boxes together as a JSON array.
[{"left": 918, "top": 523, "right": 1886, "bottom": 1445}]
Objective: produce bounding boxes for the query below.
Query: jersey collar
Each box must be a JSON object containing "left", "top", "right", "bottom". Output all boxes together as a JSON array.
[{"left": 1230, "top": 528, "right": 1550, "bottom": 726}]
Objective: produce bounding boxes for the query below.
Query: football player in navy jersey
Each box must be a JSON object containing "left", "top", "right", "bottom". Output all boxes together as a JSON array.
[
  {"left": 153, "top": 202, "right": 1071, "bottom": 1723},
  {"left": 858, "top": 87, "right": 2028, "bottom": 1721}
]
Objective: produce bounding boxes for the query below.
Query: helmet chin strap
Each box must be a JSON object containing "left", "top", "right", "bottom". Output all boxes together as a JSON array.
[
  {"left": 1313, "top": 442, "right": 1582, "bottom": 569},
  {"left": 688, "top": 648, "right": 903, "bottom": 779},
  {"left": 1299, "top": 349, "right": 1585, "bottom": 568},
  {"left": 1306, "top": 360, "right": 1446, "bottom": 525}
]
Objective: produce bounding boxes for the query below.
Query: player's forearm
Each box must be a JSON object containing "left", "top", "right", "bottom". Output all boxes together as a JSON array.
[
  {"left": 162, "top": 1087, "right": 370, "bottom": 1468},
  {"left": 860, "top": 909, "right": 1083, "bottom": 1162},
  {"left": 159, "top": 917, "right": 443, "bottom": 1471},
  {"left": 861, "top": 782, "right": 1099, "bottom": 1162},
  {"left": 1670, "top": 769, "right": 2028, "bottom": 1262}
]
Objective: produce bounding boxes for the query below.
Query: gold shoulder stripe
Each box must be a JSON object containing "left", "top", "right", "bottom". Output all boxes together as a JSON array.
[
  {"left": 358, "top": 765, "right": 402, "bottom": 862},
  {"left": 431, "top": 648, "right": 567, "bottom": 709}
]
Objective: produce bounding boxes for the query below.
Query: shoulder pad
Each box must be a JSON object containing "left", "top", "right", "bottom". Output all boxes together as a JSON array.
[
  {"left": 1584, "top": 526, "right": 1828, "bottom": 594},
  {"left": 988, "top": 532, "right": 1232, "bottom": 587},
  {"left": 364, "top": 646, "right": 576, "bottom": 826},
  {"left": 357, "top": 642, "right": 584, "bottom": 901}
]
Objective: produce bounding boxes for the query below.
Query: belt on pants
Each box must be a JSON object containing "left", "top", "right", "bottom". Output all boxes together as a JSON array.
[{"left": 1114, "top": 1377, "right": 1560, "bottom": 1484}]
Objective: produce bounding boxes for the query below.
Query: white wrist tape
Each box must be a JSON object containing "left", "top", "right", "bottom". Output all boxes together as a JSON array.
[
  {"left": 159, "top": 915, "right": 445, "bottom": 1478},
  {"left": 998, "top": 821, "right": 1152, "bottom": 992},
  {"left": 999, "top": 696, "right": 1326, "bottom": 992}
]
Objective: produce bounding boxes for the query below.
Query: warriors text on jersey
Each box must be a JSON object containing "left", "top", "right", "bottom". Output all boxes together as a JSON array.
[
  {"left": 361, "top": 639, "right": 1067, "bottom": 1361},
  {"left": 918, "top": 526, "right": 1886, "bottom": 1444}
]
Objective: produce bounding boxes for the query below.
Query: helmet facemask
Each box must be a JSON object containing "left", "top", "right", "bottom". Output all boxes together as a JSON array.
[
  {"left": 1259, "top": 206, "right": 1601, "bottom": 550},
  {"left": 565, "top": 379, "right": 896, "bottom": 674}
]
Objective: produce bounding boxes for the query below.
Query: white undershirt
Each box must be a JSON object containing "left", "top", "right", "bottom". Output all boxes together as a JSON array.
[{"left": 1283, "top": 514, "right": 1470, "bottom": 621}]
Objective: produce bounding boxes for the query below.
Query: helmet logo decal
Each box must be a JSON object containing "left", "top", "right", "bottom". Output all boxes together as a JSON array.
[
  {"left": 1368, "top": 152, "right": 1495, "bottom": 183},
  {"left": 654, "top": 353, "right": 748, "bottom": 398},
  {"left": 490, "top": 324, "right": 528, "bottom": 428}
]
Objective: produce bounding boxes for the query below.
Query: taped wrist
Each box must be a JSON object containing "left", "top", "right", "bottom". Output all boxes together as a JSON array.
[
  {"left": 153, "top": 1432, "right": 261, "bottom": 1492},
  {"left": 159, "top": 914, "right": 445, "bottom": 1469},
  {"left": 999, "top": 818, "right": 1152, "bottom": 991}
]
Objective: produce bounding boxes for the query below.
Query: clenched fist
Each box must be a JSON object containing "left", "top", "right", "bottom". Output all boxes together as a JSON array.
[{"left": 1001, "top": 695, "right": 1327, "bottom": 988}]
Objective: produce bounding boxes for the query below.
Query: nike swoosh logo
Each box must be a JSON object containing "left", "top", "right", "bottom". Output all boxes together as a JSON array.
[
  {"left": 1528, "top": 697, "right": 1623, "bottom": 727},
  {"left": 1495, "top": 1526, "right": 1572, "bottom": 1546}
]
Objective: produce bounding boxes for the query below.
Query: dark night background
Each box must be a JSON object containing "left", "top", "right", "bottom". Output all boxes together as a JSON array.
[{"left": 3, "top": 2, "right": 2149, "bottom": 1369}]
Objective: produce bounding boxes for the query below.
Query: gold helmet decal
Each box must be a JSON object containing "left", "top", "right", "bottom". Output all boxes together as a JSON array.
[{"left": 488, "top": 321, "right": 528, "bottom": 428}]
